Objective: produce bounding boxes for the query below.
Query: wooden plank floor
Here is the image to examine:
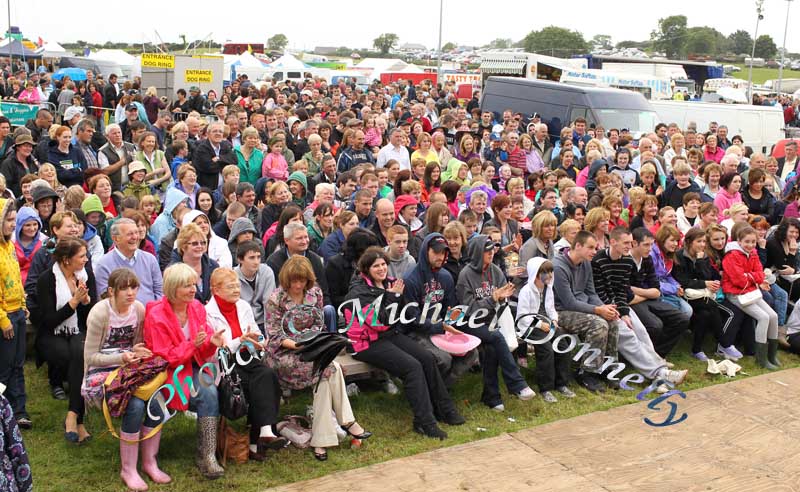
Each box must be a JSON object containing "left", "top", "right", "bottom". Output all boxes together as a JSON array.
[{"left": 267, "top": 369, "right": 800, "bottom": 492}]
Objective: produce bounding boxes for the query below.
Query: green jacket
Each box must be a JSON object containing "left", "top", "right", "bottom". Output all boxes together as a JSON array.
[{"left": 235, "top": 145, "right": 265, "bottom": 186}]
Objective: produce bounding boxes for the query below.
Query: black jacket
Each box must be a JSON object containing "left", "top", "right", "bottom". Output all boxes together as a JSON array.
[
  {"left": 266, "top": 247, "right": 330, "bottom": 306},
  {"left": 193, "top": 139, "right": 237, "bottom": 190},
  {"left": 345, "top": 273, "right": 404, "bottom": 329},
  {"left": 167, "top": 250, "right": 219, "bottom": 304},
  {"left": 0, "top": 150, "right": 38, "bottom": 198},
  {"left": 36, "top": 264, "right": 97, "bottom": 336},
  {"left": 325, "top": 254, "right": 356, "bottom": 309},
  {"left": 673, "top": 248, "right": 719, "bottom": 288}
]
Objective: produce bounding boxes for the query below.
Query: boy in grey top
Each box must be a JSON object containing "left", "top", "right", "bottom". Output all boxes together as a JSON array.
[{"left": 234, "top": 240, "right": 275, "bottom": 334}]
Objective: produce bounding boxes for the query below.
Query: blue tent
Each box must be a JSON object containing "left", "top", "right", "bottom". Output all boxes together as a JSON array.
[{"left": 53, "top": 67, "right": 87, "bottom": 81}]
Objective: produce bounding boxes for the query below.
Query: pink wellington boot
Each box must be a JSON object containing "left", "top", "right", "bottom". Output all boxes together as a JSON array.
[
  {"left": 119, "top": 431, "right": 148, "bottom": 491},
  {"left": 139, "top": 426, "right": 172, "bottom": 484}
]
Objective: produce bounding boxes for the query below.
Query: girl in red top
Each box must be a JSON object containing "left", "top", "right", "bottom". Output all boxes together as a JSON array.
[{"left": 722, "top": 225, "right": 780, "bottom": 369}]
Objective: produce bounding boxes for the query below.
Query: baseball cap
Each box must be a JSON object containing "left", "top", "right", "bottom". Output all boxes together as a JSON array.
[
  {"left": 490, "top": 133, "right": 501, "bottom": 142},
  {"left": 429, "top": 236, "right": 450, "bottom": 253},
  {"left": 214, "top": 101, "right": 225, "bottom": 108},
  {"left": 125, "top": 103, "right": 137, "bottom": 111},
  {"left": 483, "top": 237, "right": 496, "bottom": 251},
  {"left": 189, "top": 85, "right": 200, "bottom": 92}
]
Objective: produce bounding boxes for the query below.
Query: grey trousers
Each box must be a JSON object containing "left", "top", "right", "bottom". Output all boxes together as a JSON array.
[{"left": 615, "top": 311, "right": 667, "bottom": 380}]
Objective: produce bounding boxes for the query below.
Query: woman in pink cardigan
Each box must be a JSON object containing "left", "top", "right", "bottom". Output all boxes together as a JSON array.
[
  {"left": 713, "top": 172, "right": 743, "bottom": 216},
  {"left": 143, "top": 263, "right": 226, "bottom": 479}
]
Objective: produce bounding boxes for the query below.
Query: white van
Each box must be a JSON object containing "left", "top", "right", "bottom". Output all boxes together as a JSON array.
[{"left": 650, "top": 100, "right": 784, "bottom": 154}]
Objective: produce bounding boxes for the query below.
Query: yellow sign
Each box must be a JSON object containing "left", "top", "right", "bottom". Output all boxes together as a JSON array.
[
  {"left": 141, "top": 53, "right": 175, "bottom": 69},
  {"left": 185, "top": 69, "right": 213, "bottom": 83}
]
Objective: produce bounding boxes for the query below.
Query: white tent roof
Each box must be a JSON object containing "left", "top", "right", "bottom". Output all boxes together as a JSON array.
[
  {"left": 36, "top": 41, "right": 69, "bottom": 58},
  {"left": 88, "top": 49, "right": 136, "bottom": 66},
  {"left": 396, "top": 63, "right": 426, "bottom": 73},
  {"left": 236, "top": 51, "right": 267, "bottom": 67},
  {"left": 266, "top": 53, "right": 310, "bottom": 69},
  {"left": 357, "top": 58, "right": 408, "bottom": 74}
]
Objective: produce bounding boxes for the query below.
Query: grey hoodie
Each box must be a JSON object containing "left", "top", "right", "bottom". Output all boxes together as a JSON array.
[
  {"left": 552, "top": 249, "right": 602, "bottom": 314},
  {"left": 228, "top": 217, "right": 261, "bottom": 266},
  {"left": 456, "top": 234, "right": 505, "bottom": 327},
  {"left": 385, "top": 247, "right": 416, "bottom": 280},
  {"left": 235, "top": 263, "right": 276, "bottom": 327}
]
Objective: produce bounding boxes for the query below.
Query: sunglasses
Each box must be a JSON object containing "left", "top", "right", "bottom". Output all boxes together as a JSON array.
[{"left": 188, "top": 240, "right": 207, "bottom": 248}]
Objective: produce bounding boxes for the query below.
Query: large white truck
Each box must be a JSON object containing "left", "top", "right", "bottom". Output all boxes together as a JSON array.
[{"left": 650, "top": 100, "right": 784, "bottom": 154}]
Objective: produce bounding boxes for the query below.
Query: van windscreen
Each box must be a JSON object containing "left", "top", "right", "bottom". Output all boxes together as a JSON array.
[{"left": 595, "top": 109, "right": 659, "bottom": 136}]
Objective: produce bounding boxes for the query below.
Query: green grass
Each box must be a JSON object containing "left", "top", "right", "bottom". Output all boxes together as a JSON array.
[
  {"left": 733, "top": 65, "right": 800, "bottom": 85},
  {"left": 21, "top": 337, "right": 800, "bottom": 492}
]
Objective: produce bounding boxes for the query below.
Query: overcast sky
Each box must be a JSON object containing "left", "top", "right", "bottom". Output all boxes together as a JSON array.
[{"left": 13, "top": 0, "right": 800, "bottom": 53}]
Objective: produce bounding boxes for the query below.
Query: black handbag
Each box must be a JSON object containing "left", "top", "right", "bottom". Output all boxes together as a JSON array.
[{"left": 217, "top": 348, "right": 249, "bottom": 421}]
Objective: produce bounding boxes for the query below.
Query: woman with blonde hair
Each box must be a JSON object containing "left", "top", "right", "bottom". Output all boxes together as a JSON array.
[
  {"left": 167, "top": 223, "right": 220, "bottom": 303},
  {"left": 720, "top": 202, "right": 750, "bottom": 236},
  {"left": 519, "top": 133, "right": 545, "bottom": 174},
  {"left": 584, "top": 207, "right": 610, "bottom": 250},
  {"left": 411, "top": 132, "right": 439, "bottom": 166},
  {"left": 38, "top": 163, "right": 66, "bottom": 199},
  {"left": 259, "top": 180, "right": 292, "bottom": 233},
  {"left": 142, "top": 86, "right": 166, "bottom": 124}
]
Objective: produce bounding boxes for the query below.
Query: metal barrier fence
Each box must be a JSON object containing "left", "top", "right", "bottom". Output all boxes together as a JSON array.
[{"left": 0, "top": 100, "right": 57, "bottom": 127}]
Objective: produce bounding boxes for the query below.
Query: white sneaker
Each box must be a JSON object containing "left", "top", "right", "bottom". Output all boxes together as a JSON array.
[
  {"left": 384, "top": 379, "right": 400, "bottom": 395},
  {"left": 491, "top": 404, "right": 505, "bottom": 412},
  {"left": 655, "top": 383, "right": 670, "bottom": 394},
  {"left": 516, "top": 387, "right": 536, "bottom": 401},
  {"left": 662, "top": 369, "right": 688, "bottom": 385}
]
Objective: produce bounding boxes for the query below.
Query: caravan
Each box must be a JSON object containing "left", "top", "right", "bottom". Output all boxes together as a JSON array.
[
  {"left": 559, "top": 68, "right": 673, "bottom": 100},
  {"left": 650, "top": 100, "right": 784, "bottom": 154}
]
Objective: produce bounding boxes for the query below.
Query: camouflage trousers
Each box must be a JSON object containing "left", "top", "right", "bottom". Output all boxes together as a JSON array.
[{"left": 556, "top": 311, "right": 618, "bottom": 372}]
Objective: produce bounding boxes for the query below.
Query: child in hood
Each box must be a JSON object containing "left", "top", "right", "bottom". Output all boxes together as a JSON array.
[{"left": 13, "top": 206, "right": 44, "bottom": 285}]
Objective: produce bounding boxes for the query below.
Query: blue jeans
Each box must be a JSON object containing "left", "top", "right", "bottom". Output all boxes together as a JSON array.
[
  {"left": 187, "top": 364, "right": 219, "bottom": 418},
  {"left": 472, "top": 327, "right": 528, "bottom": 407},
  {"left": 662, "top": 294, "right": 693, "bottom": 317},
  {"left": 121, "top": 396, "right": 164, "bottom": 433},
  {"left": 763, "top": 284, "right": 788, "bottom": 325},
  {"left": 0, "top": 311, "right": 27, "bottom": 418},
  {"left": 323, "top": 305, "right": 337, "bottom": 333}
]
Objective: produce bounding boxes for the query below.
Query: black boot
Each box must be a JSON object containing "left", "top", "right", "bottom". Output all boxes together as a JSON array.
[
  {"left": 767, "top": 339, "right": 782, "bottom": 367},
  {"left": 755, "top": 342, "right": 779, "bottom": 371}
]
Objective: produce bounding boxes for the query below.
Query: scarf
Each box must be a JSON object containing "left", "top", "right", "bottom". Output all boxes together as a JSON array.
[
  {"left": 214, "top": 295, "right": 242, "bottom": 339},
  {"left": 53, "top": 262, "right": 88, "bottom": 336}
]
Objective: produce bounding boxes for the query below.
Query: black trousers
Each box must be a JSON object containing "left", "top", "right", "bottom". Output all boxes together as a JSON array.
[
  {"left": 39, "top": 331, "right": 85, "bottom": 423},
  {"left": 631, "top": 300, "right": 690, "bottom": 357},
  {"left": 353, "top": 331, "right": 455, "bottom": 427},
  {"left": 233, "top": 359, "right": 281, "bottom": 444},
  {"left": 531, "top": 328, "right": 571, "bottom": 392},
  {"left": 787, "top": 332, "right": 800, "bottom": 355},
  {"left": 687, "top": 298, "right": 744, "bottom": 353}
]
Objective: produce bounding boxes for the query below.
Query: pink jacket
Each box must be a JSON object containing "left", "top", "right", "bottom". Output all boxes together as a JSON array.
[
  {"left": 704, "top": 146, "right": 725, "bottom": 164},
  {"left": 262, "top": 152, "right": 288, "bottom": 181},
  {"left": 713, "top": 188, "right": 742, "bottom": 216},
  {"left": 364, "top": 127, "right": 382, "bottom": 148},
  {"left": 143, "top": 297, "right": 217, "bottom": 411}
]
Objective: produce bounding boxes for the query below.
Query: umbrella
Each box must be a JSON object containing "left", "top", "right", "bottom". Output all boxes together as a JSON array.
[
  {"left": 717, "top": 86, "right": 748, "bottom": 103},
  {"left": 52, "top": 67, "right": 87, "bottom": 81},
  {"left": 296, "top": 332, "right": 350, "bottom": 390}
]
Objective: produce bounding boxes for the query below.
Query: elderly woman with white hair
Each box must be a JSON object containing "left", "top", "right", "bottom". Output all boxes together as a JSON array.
[
  {"left": 235, "top": 126, "right": 264, "bottom": 186},
  {"left": 302, "top": 133, "right": 325, "bottom": 177},
  {"left": 304, "top": 182, "right": 337, "bottom": 223}
]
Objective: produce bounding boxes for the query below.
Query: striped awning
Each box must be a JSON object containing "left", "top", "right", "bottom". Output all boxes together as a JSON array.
[{"left": 480, "top": 58, "right": 526, "bottom": 75}]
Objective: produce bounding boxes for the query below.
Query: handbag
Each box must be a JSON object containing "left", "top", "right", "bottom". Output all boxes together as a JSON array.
[
  {"left": 276, "top": 415, "right": 312, "bottom": 449},
  {"left": 217, "top": 348, "right": 249, "bottom": 421},
  {"left": 736, "top": 274, "right": 762, "bottom": 306},
  {"left": 684, "top": 288, "right": 714, "bottom": 301},
  {"left": 217, "top": 417, "right": 249, "bottom": 465},
  {"left": 492, "top": 302, "right": 519, "bottom": 351}
]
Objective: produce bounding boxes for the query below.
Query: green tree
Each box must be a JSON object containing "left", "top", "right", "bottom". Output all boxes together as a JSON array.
[
  {"left": 591, "top": 34, "right": 613, "bottom": 50},
  {"left": 267, "top": 34, "right": 289, "bottom": 52},
  {"left": 728, "top": 29, "right": 753, "bottom": 55},
  {"left": 442, "top": 42, "right": 456, "bottom": 52},
  {"left": 373, "top": 33, "right": 399, "bottom": 55},
  {"left": 754, "top": 34, "right": 777, "bottom": 59},
  {"left": 615, "top": 40, "right": 650, "bottom": 50},
  {"left": 521, "top": 26, "right": 589, "bottom": 57},
  {"left": 684, "top": 27, "right": 718, "bottom": 56},
  {"left": 651, "top": 15, "right": 687, "bottom": 59},
  {"left": 486, "top": 38, "right": 513, "bottom": 50}
]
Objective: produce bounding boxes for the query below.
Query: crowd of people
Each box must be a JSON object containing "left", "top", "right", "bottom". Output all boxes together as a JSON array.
[{"left": 0, "top": 63, "right": 799, "bottom": 492}]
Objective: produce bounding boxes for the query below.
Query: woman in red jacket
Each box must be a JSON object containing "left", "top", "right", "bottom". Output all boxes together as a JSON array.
[
  {"left": 143, "top": 263, "right": 227, "bottom": 479},
  {"left": 722, "top": 226, "right": 780, "bottom": 369}
]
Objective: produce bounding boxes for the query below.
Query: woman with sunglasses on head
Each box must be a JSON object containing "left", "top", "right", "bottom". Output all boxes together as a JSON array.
[{"left": 168, "top": 223, "right": 219, "bottom": 304}]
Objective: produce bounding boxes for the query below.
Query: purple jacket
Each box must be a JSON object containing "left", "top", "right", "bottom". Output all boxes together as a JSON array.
[{"left": 649, "top": 244, "right": 680, "bottom": 296}]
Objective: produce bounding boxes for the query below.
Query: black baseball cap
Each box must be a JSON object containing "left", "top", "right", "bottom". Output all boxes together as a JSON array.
[{"left": 429, "top": 236, "right": 450, "bottom": 253}]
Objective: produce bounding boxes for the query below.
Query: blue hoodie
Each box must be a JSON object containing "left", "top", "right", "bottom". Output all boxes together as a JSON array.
[
  {"left": 151, "top": 187, "right": 189, "bottom": 247},
  {"left": 402, "top": 233, "right": 456, "bottom": 335},
  {"left": 14, "top": 206, "right": 42, "bottom": 257}
]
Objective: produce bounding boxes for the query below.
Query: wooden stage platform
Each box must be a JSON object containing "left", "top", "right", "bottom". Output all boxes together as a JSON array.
[{"left": 268, "top": 368, "right": 800, "bottom": 492}]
